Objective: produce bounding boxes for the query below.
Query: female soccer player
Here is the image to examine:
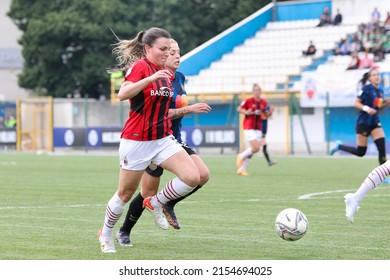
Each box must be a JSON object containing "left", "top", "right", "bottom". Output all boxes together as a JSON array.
[
  {"left": 115, "top": 39, "right": 211, "bottom": 246},
  {"left": 236, "top": 83, "right": 273, "bottom": 175},
  {"left": 330, "top": 68, "right": 390, "bottom": 165},
  {"left": 98, "top": 28, "right": 201, "bottom": 253}
]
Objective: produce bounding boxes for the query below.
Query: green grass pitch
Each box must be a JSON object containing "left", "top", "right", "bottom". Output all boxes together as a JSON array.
[{"left": 1, "top": 153, "right": 390, "bottom": 260}]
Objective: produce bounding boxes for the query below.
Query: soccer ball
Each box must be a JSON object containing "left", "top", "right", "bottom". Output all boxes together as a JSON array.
[{"left": 275, "top": 208, "right": 308, "bottom": 241}]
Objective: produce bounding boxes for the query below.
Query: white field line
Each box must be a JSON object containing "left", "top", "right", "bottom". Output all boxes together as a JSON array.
[
  {"left": 299, "top": 185, "right": 390, "bottom": 200},
  {"left": 298, "top": 190, "right": 352, "bottom": 200}
]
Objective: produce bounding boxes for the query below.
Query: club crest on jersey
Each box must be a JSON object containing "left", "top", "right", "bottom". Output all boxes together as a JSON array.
[{"left": 151, "top": 86, "right": 173, "bottom": 97}]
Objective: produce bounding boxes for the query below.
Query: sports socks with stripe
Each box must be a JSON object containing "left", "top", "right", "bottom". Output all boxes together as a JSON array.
[{"left": 354, "top": 160, "right": 390, "bottom": 202}]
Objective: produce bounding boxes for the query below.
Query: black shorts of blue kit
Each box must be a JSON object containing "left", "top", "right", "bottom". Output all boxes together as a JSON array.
[
  {"left": 356, "top": 123, "right": 382, "bottom": 137},
  {"left": 145, "top": 143, "right": 197, "bottom": 177}
]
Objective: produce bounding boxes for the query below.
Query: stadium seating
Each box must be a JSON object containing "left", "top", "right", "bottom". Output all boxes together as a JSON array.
[{"left": 185, "top": 19, "right": 361, "bottom": 94}]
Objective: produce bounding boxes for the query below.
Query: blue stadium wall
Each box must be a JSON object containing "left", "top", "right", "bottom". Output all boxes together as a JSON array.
[
  {"left": 276, "top": 0, "right": 331, "bottom": 21},
  {"left": 329, "top": 107, "right": 390, "bottom": 157},
  {"left": 330, "top": 108, "right": 390, "bottom": 143}
]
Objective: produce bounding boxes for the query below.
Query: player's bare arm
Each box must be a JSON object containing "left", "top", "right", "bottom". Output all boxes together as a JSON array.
[{"left": 169, "top": 103, "right": 211, "bottom": 120}]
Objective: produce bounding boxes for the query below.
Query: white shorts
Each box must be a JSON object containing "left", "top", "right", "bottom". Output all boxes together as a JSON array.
[
  {"left": 118, "top": 135, "right": 184, "bottom": 171},
  {"left": 244, "top": 129, "right": 263, "bottom": 142}
]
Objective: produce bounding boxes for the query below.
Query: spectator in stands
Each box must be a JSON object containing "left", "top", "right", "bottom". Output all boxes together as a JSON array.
[
  {"left": 372, "top": 37, "right": 385, "bottom": 62},
  {"left": 317, "top": 7, "right": 331, "bottom": 27},
  {"left": 383, "top": 35, "right": 390, "bottom": 54},
  {"left": 302, "top": 40, "right": 317, "bottom": 56},
  {"left": 359, "top": 52, "right": 375, "bottom": 69},
  {"left": 384, "top": 11, "right": 390, "bottom": 31},
  {"left": 333, "top": 8, "right": 342, "bottom": 25},
  {"left": 0, "top": 117, "right": 5, "bottom": 128},
  {"left": 333, "top": 38, "right": 351, "bottom": 56},
  {"left": 361, "top": 29, "right": 374, "bottom": 52},
  {"left": 356, "top": 23, "right": 366, "bottom": 41},
  {"left": 346, "top": 52, "right": 361, "bottom": 70},
  {"left": 371, "top": 7, "right": 381, "bottom": 24},
  {"left": 350, "top": 34, "right": 363, "bottom": 53}
]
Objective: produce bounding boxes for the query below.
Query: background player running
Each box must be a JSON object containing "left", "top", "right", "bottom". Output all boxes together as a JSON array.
[
  {"left": 236, "top": 83, "right": 273, "bottom": 176},
  {"left": 330, "top": 68, "right": 390, "bottom": 165}
]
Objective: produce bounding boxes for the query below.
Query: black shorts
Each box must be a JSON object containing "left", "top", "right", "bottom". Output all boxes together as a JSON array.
[
  {"left": 145, "top": 143, "right": 197, "bottom": 177},
  {"left": 356, "top": 123, "right": 382, "bottom": 137}
]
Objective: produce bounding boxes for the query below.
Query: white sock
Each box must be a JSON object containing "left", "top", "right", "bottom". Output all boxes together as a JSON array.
[
  {"left": 240, "top": 147, "right": 253, "bottom": 159},
  {"left": 152, "top": 177, "right": 193, "bottom": 207},
  {"left": 241, "top": 158, "right": 251, "bottom": 170},
  {"left": 355, "top": 161, "right": 390, "bottom": 202},
  {"left": 102, "top": 192, "right": 126, "bottom": 237}
]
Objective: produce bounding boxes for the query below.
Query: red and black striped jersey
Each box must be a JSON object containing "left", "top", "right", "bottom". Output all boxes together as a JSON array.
[
  {"left": 121, "top": 58, "right": 173, "bottom": 141},
  {"left": 239, "top": 97, "right": 268, "bottom": 130}
]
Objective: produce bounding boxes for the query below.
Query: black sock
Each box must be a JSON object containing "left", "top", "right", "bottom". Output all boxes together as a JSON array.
[
  {"left": 374, "top": 138, "right": 386, "bottom": 164},
  {"left": 119, "top": 192, "right": 145, "bottom": 234},
  {"left": 263, "top": 145, "right": 271, "bottom": 164},
  {"left": 166, "top": 185, "right": 202, "bottom": 207},
  {"left": 339, "top": 144, "right": 366, "bottom": 157}
]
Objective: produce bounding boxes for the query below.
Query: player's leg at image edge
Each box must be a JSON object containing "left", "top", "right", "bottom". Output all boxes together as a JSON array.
[{"left": 344, "top": 160, "right": 390, "bottom": 222}]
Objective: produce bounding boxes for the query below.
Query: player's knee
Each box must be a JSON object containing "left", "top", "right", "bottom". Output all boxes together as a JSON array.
[
  {"left": 117, "top": 189, "right": 135, "bottom": 203},
  {"left": 356, "top": 146, "right": 367, "bottom": 157},
  {"left": 199, "top": 169, "right": 210, "bottom": 186},
  {"left": 181, "top": 171, "right": 200, "bottom": 187},
  {"left": 141, "top": 188, "right": 157, "bottom": 197}
]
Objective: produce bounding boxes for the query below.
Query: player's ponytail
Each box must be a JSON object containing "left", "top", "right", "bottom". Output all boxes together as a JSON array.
[
  {"left": 359, "top": 71, "right": 370, "bottom": 86},
  {"left": 109, "top": 27, "right": 169, "bottom": 72},
  {"left": 110, "top": 31, "right": 145, "bottom": 71}
]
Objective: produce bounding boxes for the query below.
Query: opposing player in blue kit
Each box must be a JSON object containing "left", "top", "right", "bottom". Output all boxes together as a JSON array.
[
  {"left": 261, "top": 105, "right": 277, "bottom": 167},
  {"left": 330, "top": 68, "right": 390, "bottom": 165},
  {"left": 115, "top": 39, "right": 212, "bottom": 246}
]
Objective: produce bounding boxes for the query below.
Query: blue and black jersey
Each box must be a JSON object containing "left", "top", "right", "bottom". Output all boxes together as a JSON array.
[
  {"left": 356, "top": 83, "right": 385, "bottom": 126},
  {"left": 170, "top": 71, "right": 186, "bottom": 143}
]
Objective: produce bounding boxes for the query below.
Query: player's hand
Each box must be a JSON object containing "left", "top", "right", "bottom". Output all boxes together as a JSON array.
[
  {"left": 188, "top": 103, "right": 211, "bottom": 114},
  {"left": 246, "top": 109, "right": 254, "bottom": 115},
  {"left": 150, "top": 69, "right": 173, "bottom": 82},
  {"left": 254, "top": 109, "right": 261, "bottom": 115},
  {"left": 366, "top": 107, "right": 377, "bottom": 115}
]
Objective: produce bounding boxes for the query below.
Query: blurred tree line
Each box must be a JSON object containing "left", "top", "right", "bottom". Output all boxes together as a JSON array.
[{"left": 7, "top": 0, "right": 286, "bottom": 99}]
